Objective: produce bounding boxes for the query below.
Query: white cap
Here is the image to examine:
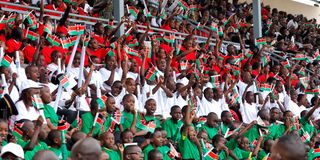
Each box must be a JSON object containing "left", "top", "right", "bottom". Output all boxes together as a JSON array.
[
  {"left": 176, "top": 77, "right": 189, "bottom": 86},
  {"left": 0, "top": 143, "right": 24, "bottom": 159},
  {"left": 20, "top": 79, "right": 42, "bottom": 91}
]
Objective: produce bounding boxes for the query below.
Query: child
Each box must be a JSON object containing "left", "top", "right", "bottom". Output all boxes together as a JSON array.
[
  {"left": 103, "top": 96, "right": 121, "bottom": 134},
  {"left": 211, "top": 134, "right": 229, "bottom": 160},
  {"left": 178, "top": 104, "right": 202, "bottom": 160},
  {"left": 120, "top": 94, "right": 136, "bottom": 132},
  {"left": 148, "top": 149, "right": 163, "bottom": 160},
  {"left": 142, "top": 128, "right": 170, "bottom": 160},
  {"left": 120, "top": 129, "right": 134, "bottom": 144},
  {"left": 81, "top": 98, "right": 103, "bottom": 137},
  {"left": 257, "top": 139, "right": 274, "bottom": 160},
  {"left": 100, "top": 132, "right": 122, "bottom": 160},
  {"left": 0, "top": 119, "right": 8, "bottom": 146},
  {"left": 136, "top": 99, "right": 161, "bottom": 134},
  {"left": 162, "top": 105, "right": 183, "bottom": 143},
  {"left": 47, "top": 129, "right": 70, "bottom": 160},
  {"left": 220, "top": 111, "right": 233, "bottom": 135},
  {"left": 199, "top": 112, "right": 220, "bottom": 141},
  {"left": 41, "top": 85, "right": 59, "bottom": 130},
  {"left": 232, "top": 136, "right": 263, "bottom": 160}
]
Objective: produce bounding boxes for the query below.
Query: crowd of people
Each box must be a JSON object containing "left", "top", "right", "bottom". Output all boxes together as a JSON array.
[{"left": 0, "top": 0, "right": 319, "bottom": 159}]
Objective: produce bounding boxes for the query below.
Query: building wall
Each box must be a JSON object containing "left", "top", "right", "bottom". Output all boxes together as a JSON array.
[{"left": 238, "top": 0, "right": 320, "bottom": 22}]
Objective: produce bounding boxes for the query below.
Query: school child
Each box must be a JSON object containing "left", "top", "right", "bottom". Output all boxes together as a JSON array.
[
  {"left": 257, "top": 139, "right": 274, "bottom": 160},
  {"left": 162, "top": 105, "right": 183, "bottom": 143},
  {"left": 47, "top": 129, "right": 70, "bottom": 160},
  {"left": 142, "top": 128, "right": 171, "bottom": 160},
  {"left": 210, "top": 134, "right": 229, "bottom": 160},
  {"left": 120, "top": 94, "right": 137, "bottom": 132},
  {"left": 178, "top": 104, "right": 202, "bottom": 160},
  {"left": 100, "top": 132, "right": 122, "bottom": 160},
  {"left": 80, "top": 99, "right": 103, "bottom": 137},
  {"left": 0, "top": 119, "right": 8, "bottom": 146},
  {"left": 232, "top": 136, "right": 263, "bottom": 160},
  {"left": 40, "top": 85, "right": 59, "bottom": 130},
  {"left": 199, "top": 112, "right": 220, "bottom": 141},
  {"left": 121, "top": 129, "right": 134, "bottom": 144}
]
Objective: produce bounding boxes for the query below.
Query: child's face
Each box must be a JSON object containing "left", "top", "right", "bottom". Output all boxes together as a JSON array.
[
  {"left": 106, "top": 97, "right": 116, "bottom": 113},
  {"left": 40, "top": 87, "right": 52, "bottom": 104},
  {"left": 122, "top": 131, "right": 134, "bottom": 143},
  {"left": 161, "top": 131, "right": 168, "bottom": 145},
  {"left": 0, "top": 122, "right": 8, "bottom": 139},
  {"left": 223, "top": 112, "right": 233, "bottom": 124},
  {"left": 145, "top": 99, "right": 156, "bottom": 115},
  {"left": 103, "top": 133, "right": 115, "bottom": 148},
  {"left": 187, "top": 126, "right": 196, "bottom": 138},
  {"left": 111, "top": 82, "right": 123, "bottom": 97},
  {"left": 198, "top": 132, "right": 208, "bottom": 144},
  {"left": 126, "top": 79, "right": 136, "bottom": 94},
  {"left": 152, "top": 131, "right": 163, "bottom": 147},
  {"left": 123, "top": 95, "right": 135, "bottom": 111},
  {"left": 106, "top": 56, "right": 116, "bottom": 70},
  {"left": 207, "top": 115, "right": 218, "bottom": 128},
  {"left": 240, "top": 137, "right": 250, "bottom": 151},
  {"left": 171, "top": 108, "right": 182, "bottom": 121}
]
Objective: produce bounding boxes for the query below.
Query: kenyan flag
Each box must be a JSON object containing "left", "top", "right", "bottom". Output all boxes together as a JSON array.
[
  {"left": 210, "top": 22, "right": 218, "bottom": 32},
  {"left": 107, "top": 49, "right": 115, "bottom": 57},
  {"left": 180, "top": 61, "right": 188, "bottom": 70},
  {"left": 261, "top": 55, "right": 269, "bottom": 67},
  {"left": 25, "top": 11, "right": 37, "bottom": 27},
  {"left": 124, "top": 46, "right": 140, "bottom": 57},
  {"left": 128, "top": 39, "right": 139, "bottom": 47},
  {"left": 110, "top": 41, "right": 117, "bottom": 49},
  {"left": 299, "top": 77, "right": 309, "bottom": 88},
  {"left": 255, "top": 37, "right": 267, "bottom": 46},
  {"left": 189, "top": 5, "right": 197, "bottom": 11},
  {"left": 84, "top": 35, "right": 91, "bottom": 46},
  {"left": 292, "top": 54, "right": 307, "bottom": 61},
  {"left": 305, "top": 88, "right": 320, "bottom": 95},
  {"left": 178, "top": 0, "right": 189, "bottom": 10},
  {"left": 31, "top": 94, "right": 44, "bottom": 110},
  {"left": 218, "top": 27, "right": 223, "bottom": 37},
  {"left": 176, "top": 44, "right": 182, "bottom": 55},
  {"left": 146, "top": 66, "right": 158, "bottom": 81},
  {"left": 46, "top": 34, "right": 60, "bottom": 46},
  {"left": 163, "top": 35, "right": 175, "bottom": 43},
  {"left": 313, "top": 49, "right": 320, "bottom": 61},
  {"left": 211, "top": 75, "right": 220, "bottom": 88},
  {"left": 221, "top": 18, "right": 228, "bottom": 26},
  {"left": 260, "top": 83, "right": 272, "bottom": 92},
  {"left": 60, "top": 38, "right": 71, "bottom": 49},
  {"left": 245, "top": 49, "right": 253, "bottom": 57},
  {"left": 1, "top": 55, "right": 13, "bottom": 68},
  {"left": 128, "top": 6, "right": 139, "bottom": 19},
  {"left": 68, "top": 25, "right": 85, "bottom": 36},
  {"left": 44, "top": 23, "right": 53, "bottom": 34},
  {"left": 96, "top": 95, "right": 107, "bottom": 109},
  {"left": 25, "top": 30, "right": 39, "bottom": 41},
  {"left": 297, "top": 68, "right": 305, "bottom": 76},
  {"left": 7, "top": 13, "right": 16, "bottom": 27},
  {"left": 281, "top": 60, "right": 290, "bottom": 68},
  {"left": 68, "top": 36, "right": 78, "bottom": 46},
  {"left": 230, "top": 91, "right": 240, "bottom": 105}
]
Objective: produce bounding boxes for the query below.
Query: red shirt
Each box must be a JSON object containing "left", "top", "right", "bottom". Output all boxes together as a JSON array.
[
  {"left": 45, "top": 4, "right": 67, "bottom": 17},
  {"left": 181, "top": 46, "right": 196, "bottom": 60},
  {"left": 23, "top": 44, "right": 36, "bottom": 63},
  {"left": 5, "top": 39, "right": 21, "bottom": 54},
  {"left": 41, "top": 46, "right": 53, "bottom": 64}
]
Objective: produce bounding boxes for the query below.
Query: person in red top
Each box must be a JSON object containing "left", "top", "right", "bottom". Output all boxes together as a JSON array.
[
  {"left": 6, "top": 27, "right": 23, "bottom": 55},
  {"left": 44, "top": 0, "right": 67, "bottom": 17}
]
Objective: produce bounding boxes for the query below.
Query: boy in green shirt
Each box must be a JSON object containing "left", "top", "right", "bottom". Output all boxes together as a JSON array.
[
  {"left": 199, "top": 112, "right": 219, "bottom": 141},
  {"left": 81, "top": 98, "right": 103, "bottom": 137},
  {"left": 136, "top": 99, "right": 161, "bottom": 134},
  {"left": 257, "top": 139, "right": 274, "bottom": 160},
  {"left": 210, "top": 134, "right": 229, "bottom": 160},
  {"left": 120, "top": 94, "right": 136, "bottom": 132},
  {"left": 47, "top": 129, "right": 70, "bottom": 160},
  {"left": 100, "top": 132, "right": 122, "bottom": 160},
  {"left": 178, "top": 104, "right": 202, "bottom": 160},
  {"left": 41, "top": 86, "right": 59, "bottom": 129},
  {"left": 103, "top": 96, "right": 121, "bottom": 133},
  {"left": 232, "top": 136, "right": 263, "bottom": 160},
  {"left": 220, "top": 111, "right": 234, "bottom": 135},
  {"left": 142, "top": 129, "right": 171, "bottom": 160},
  {"left": 162, "top": 105, "right": 183, "bottom": 143}
]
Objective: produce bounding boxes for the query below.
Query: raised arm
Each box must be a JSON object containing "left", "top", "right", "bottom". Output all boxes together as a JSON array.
[
  {"left": 120, "top": 53, "right": 128, "bottom": 85},
  {"left": 59, "top": 5, "right": 71, "bottom": 26}
]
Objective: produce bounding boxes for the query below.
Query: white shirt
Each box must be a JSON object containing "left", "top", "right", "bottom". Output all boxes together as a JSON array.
[
  {"left": 99, "top": 67, "right": 123, "bottom": 90},
  {"left": 240, "top": 101, "right": 258, "bottom": 124},
  {"left": 284, "top": 94, "right": 304, "bottom": 116},
  {"left": 14, "top": 100, "right": 45, "bottom": 121}
]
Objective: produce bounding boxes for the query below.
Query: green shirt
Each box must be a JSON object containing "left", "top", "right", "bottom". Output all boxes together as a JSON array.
[
  {"left": 49, "top": 145, "right": 70, "bottom": 160},
  {"left": 220, "top": 123, "right": 229, "bottom": 135},
  {"left": 142, "top": 144, "right": 172, "bottom": 160},
  {"left": 200, "top": 124, "right": 219, "bottom": 141},
  {"left": 243, "top": 125, "right": 260, "bottom": 143},
  {"left": 257, "top": 149, "right": 268, "bottom": 160},
  {"left": 44, "top": 104, "right": 59, "bottom": 127},
  {"left": 81, "top": 112, "right": 102, "bottom": 137},
  {"left": 102, "top": 147, "right": 121, "bottom": 160},
  {"left": 104, "top": 113, "right": 120, "bottom": 132},
  {"left": 121, "top": 111, "right": 134, "bottom": 131},
  {"left": 231, "top": 147, "right": 252, "bottom": 160},
  {"left": 162, "top": 118, "right": 183, "bottom": 142},
  {"left": 178, "top": 135, "right": 200, "bottom": 160},
  {"left": 24, "top": 141, "right": 48, "bottom": 160}
]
